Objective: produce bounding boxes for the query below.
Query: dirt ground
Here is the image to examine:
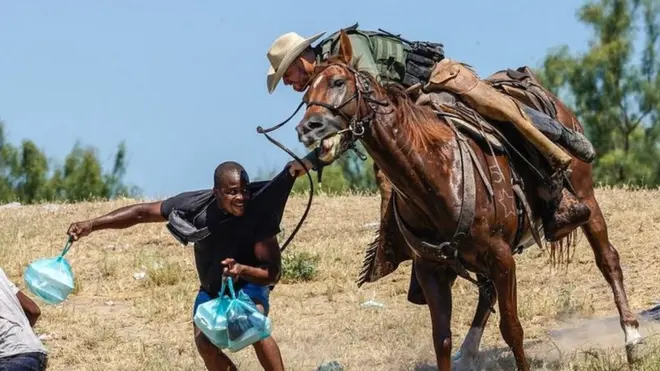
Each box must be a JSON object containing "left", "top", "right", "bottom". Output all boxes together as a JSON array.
[{"left": 1, "top": 186, "right": 660, "bottom": 370}]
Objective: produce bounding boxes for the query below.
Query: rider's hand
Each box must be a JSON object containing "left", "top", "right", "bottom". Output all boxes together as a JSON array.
[
  {"left": 66, "top": 220, "right": 93, "bottom": 241},
  {"left": 288, "top": 159, "right": 313, "bottom": 178}
]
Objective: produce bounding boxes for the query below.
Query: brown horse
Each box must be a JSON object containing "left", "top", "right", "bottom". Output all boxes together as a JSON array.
[{"left": 293, "top": 30, "right": 644, "bottom": 370}]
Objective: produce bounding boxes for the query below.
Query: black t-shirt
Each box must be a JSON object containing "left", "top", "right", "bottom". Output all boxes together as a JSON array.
[{"left": 160, "top": 168, "right": 295, "bottom": 295}]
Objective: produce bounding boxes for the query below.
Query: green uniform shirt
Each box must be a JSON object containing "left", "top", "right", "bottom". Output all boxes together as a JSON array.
[{"left": 315, "top": 29, "right": 407, "bottom": 85}]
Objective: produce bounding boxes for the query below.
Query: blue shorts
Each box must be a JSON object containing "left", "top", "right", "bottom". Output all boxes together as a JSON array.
[{"left": 193, "top": 283, "right": 271, "bottom": 318}]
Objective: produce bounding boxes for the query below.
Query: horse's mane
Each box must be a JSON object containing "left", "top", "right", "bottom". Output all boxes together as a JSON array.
[
  {"left": 380, "top": 83, "right": 454, "bottom": 152},
  {"left": 312, "top": 57, "right": 454, "bottom": 152}
]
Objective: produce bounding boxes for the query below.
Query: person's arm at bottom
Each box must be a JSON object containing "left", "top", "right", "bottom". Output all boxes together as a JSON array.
[{"left": 16, "top": 290, "right": 41, "bottom": 327}]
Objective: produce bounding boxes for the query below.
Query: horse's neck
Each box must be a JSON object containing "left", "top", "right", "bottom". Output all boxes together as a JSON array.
[{"left": 361, "top": 113, "right": 462, "bottom": 232}]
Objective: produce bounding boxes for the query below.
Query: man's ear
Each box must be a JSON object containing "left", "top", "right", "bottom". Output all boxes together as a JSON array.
[{"left": 337, "top": 30, "right": 353, "bottom": 64}]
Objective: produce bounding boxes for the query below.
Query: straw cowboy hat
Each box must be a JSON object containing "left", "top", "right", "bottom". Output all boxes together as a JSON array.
[{"left": 266, "top": 31, "right": 326, "bottom": 94}]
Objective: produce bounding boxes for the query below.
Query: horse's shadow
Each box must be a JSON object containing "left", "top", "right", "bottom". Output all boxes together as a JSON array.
[{"left": 408, "top": 341, "right": 562, "bottom": 371}]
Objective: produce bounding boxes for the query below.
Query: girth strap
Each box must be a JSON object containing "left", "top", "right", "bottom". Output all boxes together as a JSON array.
[{"left": 391, "top": 121, "right": 478, "bottom": 285}]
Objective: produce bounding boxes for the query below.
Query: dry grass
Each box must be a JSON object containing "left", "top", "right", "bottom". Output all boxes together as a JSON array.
[{"left": 2, "top": 187, "right": 660, "bottom": 370}]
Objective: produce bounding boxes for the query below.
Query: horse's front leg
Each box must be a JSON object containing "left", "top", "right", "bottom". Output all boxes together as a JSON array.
[{"left": 413, "top": 258, "right": 457, "bottom": 371}]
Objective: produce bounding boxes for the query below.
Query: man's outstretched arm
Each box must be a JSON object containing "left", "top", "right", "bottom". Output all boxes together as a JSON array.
[{"left": 67, "top": 201, "right": 165, "bottom": 240}]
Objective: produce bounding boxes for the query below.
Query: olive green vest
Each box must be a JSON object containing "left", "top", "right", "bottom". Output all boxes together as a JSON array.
[{"left": 314, "top": 23, "right": 409, "bottom": 83}]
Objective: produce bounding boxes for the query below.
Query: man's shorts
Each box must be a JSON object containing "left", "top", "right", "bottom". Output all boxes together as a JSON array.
[{"left": 192, "top": 283, "right": 271, "bottom": 319}]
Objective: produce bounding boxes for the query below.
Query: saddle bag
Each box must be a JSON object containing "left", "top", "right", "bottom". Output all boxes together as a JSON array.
[{"left": 402, "top": 41, "right": 445, "bottom": 87}]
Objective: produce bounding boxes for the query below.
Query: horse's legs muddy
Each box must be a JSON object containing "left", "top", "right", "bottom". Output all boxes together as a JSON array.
[
  {"left": 453, "top": 275, "right": 497, "bottom": 369},
  {"left": 414, "top": 259, "right": 457, "bottom": 371},
  {"left": 580, "top": 194, "right": 643, "bottom": 363},
  {"left": 490, "top": 240, "right": 530, "bottom": 371}
]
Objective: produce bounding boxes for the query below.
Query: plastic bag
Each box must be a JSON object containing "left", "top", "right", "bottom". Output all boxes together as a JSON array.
[
  {"left": 225, "top": 278, "right": 272, "bottom": 353},
  {"left": 193, "top": 279, "right": 232, "bottom": 349},
  {"left": 23, "top": 238, "right": 75, "bottom": 305},
  {"left": 193, "top": 277, "right": 272, "bottom": 353}
]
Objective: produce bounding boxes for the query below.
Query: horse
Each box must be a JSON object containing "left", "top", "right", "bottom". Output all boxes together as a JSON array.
[{"left": 292, "top": 30, "right": 644, "bottom": 370}]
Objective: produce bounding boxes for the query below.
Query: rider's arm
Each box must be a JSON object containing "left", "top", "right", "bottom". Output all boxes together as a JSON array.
[{"left": 346, "top": 34, "right": 381, "bottom": 82}]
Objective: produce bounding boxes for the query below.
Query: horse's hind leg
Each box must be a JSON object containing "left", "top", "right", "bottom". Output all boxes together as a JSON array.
[
  {"left": 453, "top": 274, "right": 497, "bottom": 369},
  {"left": 580, "top": 193, "right": 643, "bottom": 363},
  {"left": 414, "top": 259, "right": 457, "bottom": 371},
  {"left": 489, "top": 239, "right": 530, "bottom": 371}
]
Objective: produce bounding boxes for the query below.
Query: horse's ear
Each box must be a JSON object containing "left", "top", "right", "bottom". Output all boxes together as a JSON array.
[{"left": 337, "top": 30, "right": 353, "bottom": 64}]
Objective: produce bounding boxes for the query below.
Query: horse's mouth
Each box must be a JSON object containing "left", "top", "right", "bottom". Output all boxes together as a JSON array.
[{"left": 309, "top": 133, "right": 344, "bottom": 163}]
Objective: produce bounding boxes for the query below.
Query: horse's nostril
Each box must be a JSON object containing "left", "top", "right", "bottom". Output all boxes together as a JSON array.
[{"left": 307, "top": 121, "right": 324, "bottom": 130}]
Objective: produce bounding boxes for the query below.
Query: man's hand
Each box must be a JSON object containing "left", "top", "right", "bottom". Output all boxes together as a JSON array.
[
  {"left": 221, "top": 258, "right": 244, "bottom": 280},
  {"left": 287, "top": 158, "right": 312, "bottom": 178},
  {"left": 66, "top": 220, "right": 93, "bottom": 241}
]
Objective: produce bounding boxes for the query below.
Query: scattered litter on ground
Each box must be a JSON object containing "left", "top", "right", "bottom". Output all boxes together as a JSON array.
[
  {"left": 360, "top": 221, "right": 379, "bottom": 230},
  {"left": 640, "top": 301, "right": 660, "bottom": 321},
  {"left": 316, "top": 360, "right": 344, "bottom": 371},
  {"left": 0, "top": 202, "right": 21, "bottom": 209},
  {"left": 105, "top": 301, "right": 115, "bottom": 306},
  {"left": 133, "top": 272, "right": 146, "bottom": 280},
  {"left": 42, "top": 204, "right": 60, "bottom": 212},
  {"left": 360, "top": 299, "right": 385, "bottom": 309}
]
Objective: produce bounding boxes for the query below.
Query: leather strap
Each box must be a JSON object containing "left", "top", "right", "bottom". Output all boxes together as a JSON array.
[{"left": 391, "top": 123, "right": 477, "bottom": 283}]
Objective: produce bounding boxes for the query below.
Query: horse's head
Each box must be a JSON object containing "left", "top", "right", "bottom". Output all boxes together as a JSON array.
[{"left": 295, "top": 30, "right": 384, "bottom": 163}]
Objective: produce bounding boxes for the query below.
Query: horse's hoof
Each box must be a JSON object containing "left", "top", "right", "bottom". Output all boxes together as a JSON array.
[
  {"left": 625, "top": 338, "right": 648, "bottom": 365},
  {"left": 452, "top": 350, "right": 482, "bottom": 371}
]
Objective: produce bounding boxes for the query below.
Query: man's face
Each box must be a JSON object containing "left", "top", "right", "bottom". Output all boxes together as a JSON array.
[
  {"left": 283, "top": 57, "right": 312, "bottom": 92},
  {"left": 214, "top": 170, "right": 251, "bottom": 216}
]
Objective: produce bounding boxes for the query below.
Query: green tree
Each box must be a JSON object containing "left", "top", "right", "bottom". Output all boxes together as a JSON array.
[
  {"left": 0, "top": 120, "right": 140, "bottom": 203},
  {"left": 335, "top": 143, "right": 378, "bottom": 193},
  {"left": 536, "top": 0, "right": 660, "bottom": 186}
]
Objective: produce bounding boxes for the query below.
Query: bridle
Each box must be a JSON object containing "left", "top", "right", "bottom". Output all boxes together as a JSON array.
[
  {"left": 255, "top": 61, "right": 390, "bottom": 253},
  {"left": 303, "top": 62, "right": 392, "bottom": 157}
]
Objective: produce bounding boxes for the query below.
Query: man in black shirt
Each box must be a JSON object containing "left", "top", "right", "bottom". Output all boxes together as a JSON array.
[{"left": 66, "top": 158, "right": 314, "bottom": 371}]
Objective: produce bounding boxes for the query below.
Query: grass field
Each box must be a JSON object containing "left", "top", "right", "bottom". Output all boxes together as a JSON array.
[{"left": 2, "top": 187, "right": 660, "bottom": 371}]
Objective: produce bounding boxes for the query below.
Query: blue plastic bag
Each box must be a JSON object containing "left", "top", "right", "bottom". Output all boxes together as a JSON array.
[
  {"left": 23, "top": 237, "right": 75, "bottom": 305},
  {"left": 225, "top": 278, "right": 272, "bottom": 353},
  {"left": 193, "top": 279, "right": 232, "bottom": 349},
  {"left": 193, "top": 277, "right": 272, "bottom": 353}
]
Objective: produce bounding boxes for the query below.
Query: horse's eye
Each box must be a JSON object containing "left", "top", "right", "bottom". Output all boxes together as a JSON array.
[{"left": 333, "top": 79, "right": 345, "bottom": 88}]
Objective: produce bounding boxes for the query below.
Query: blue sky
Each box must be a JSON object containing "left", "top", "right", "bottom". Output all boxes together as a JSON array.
[{"left": 0, "top": 1, "right": 592, "bottom": 199}]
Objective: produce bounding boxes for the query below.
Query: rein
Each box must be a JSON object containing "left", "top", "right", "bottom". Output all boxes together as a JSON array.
[{"left": 256, "top": 102, "right": 315, "bottom": 253}]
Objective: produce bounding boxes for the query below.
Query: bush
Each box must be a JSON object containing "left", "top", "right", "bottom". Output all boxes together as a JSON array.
[{"left": 281, "top": 251, "right": 320, "bottom": 283}]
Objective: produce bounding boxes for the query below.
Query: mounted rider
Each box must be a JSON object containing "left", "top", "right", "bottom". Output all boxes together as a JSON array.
[{"left": 265, "top": 23, "right": 595, "bottom": 244}]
